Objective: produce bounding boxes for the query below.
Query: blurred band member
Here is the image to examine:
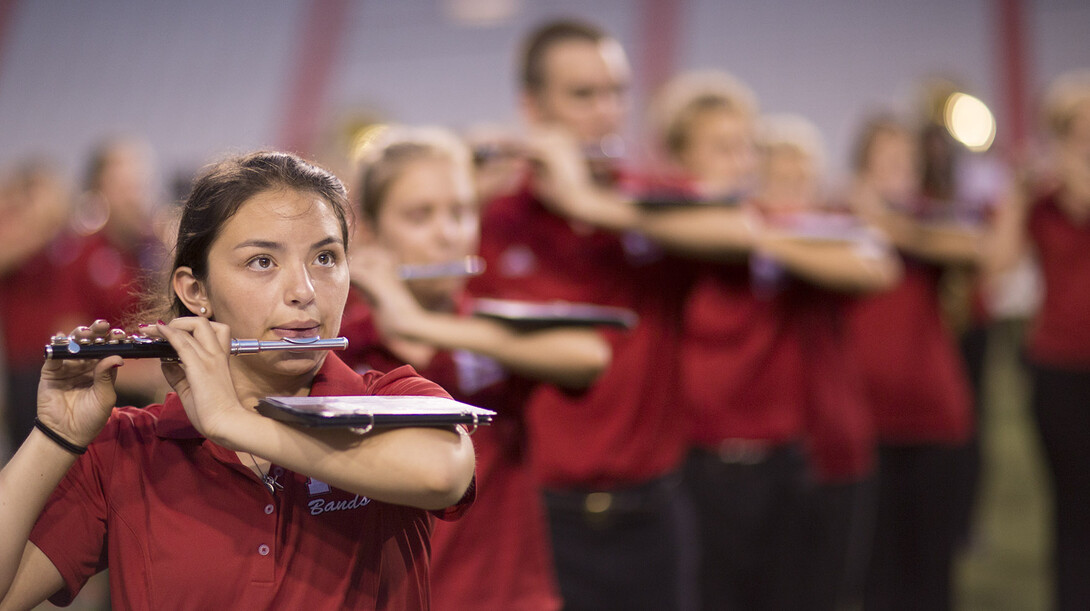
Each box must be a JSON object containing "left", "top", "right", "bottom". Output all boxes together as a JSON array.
[
  {"left": 339, "top": 126, "right": 600, "bottom": 611},
  {"left": 76, "top": 137, "right": 171, "bottom": 405},
  {"left": 848, "top": 116, "right": 982, "bottom": 611},
  {"left": 0, "top": 162, "right": 82, "bottom": 452},
  {"left": 755, "top": 114, "right": 886, "bottom": 611},
  {"left": 470, "top": 20, "right": 701, "bottom": 611},
  {"left": 986, "top": 71, "right": 1090, "bottom": 611},
  {"left": 654, "top": 71, "right": 897, "bottom": 610}
]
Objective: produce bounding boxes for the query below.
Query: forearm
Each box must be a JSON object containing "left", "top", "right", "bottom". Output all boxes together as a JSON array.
[
  {"left": 760, "top": 236, "right": 901, "bottom": 293},
  {"left": 394, "top": 313, "right": 610, "bottom": 389},
  {"left": 212, "top": 411, "right": 475, "bottom": 510},
  {"left": 552, "top": 184, "right": 642, "bottom": 233},
  {"left": 881, "top": 212, "right": 983, "bottom": 266},
  {"left": 555, "top": 186, "right": 757, "bottom": 260},
  {"left": 0, "top": 432, "right": 78, "bottom": 600},
  {"left": 636, "top": 206, "right": 757, "bottom": 260}
]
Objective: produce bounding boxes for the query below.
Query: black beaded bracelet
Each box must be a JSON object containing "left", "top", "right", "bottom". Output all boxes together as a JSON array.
[{"left": 33, "top": 418, "right": 88, "bottom": 455}]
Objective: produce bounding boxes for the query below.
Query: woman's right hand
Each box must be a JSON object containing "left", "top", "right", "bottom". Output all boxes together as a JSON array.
[
  {"left": 348, "top": 245, "right": 426, "bottom": 338},
  {"left": 36, "top": 320, "right": 124, "bottom": 448}
]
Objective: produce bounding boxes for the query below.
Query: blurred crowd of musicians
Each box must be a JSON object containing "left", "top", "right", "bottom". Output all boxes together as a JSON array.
[{"left": 2, "top": 16, "right": 1089, "bottom": 611}]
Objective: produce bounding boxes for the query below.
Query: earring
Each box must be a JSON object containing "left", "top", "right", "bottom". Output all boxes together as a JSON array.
[{"left": 199, "top": 307, "right": 207, "bottom": 316}]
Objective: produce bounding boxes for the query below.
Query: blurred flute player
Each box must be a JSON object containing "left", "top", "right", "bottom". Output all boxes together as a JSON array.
[
  {"left": 847, "top": 116, "right": 981, "bottom": 611},
  {"left": 339, "top": 126, "right": 606, "bottom": 610},
  {"left": 470, "top": 19, "right": 704, "bottom": 610},
  {"left": 986, "top": 71, "right": 1090, "bottom": 611},
  {"left": 753, "top": 114, "right": 888, "bottom": 611},
  {"left": 74, "top": 137, "right": 173, "bottom": 406},
  {"left": 0, "top": 151, "right": 476, "bottom": 610},
  {"left": 652, "top": 72, "right": 898, "bottom": 610},
  {"left": 0, "top": 161, "right": 82, "bottom": 454}
]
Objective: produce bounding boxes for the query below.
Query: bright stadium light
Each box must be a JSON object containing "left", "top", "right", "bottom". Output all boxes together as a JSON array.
[{"left": 944, "top": 92, "right": 996, "bottom": 152}]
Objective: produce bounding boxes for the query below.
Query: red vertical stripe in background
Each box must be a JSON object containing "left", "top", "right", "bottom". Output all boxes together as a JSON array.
[
  {"left": 996, "top": 0, "right": 1031, "bottom": 159},
  {"left": 277, "top": 0, "right": 354, "bottom": 156},
  {"left": 635, "top": 0, "right": 686, "bottom": 140},
  {"left": 0, "top": 0, "right": 21, "bottom": 86}
]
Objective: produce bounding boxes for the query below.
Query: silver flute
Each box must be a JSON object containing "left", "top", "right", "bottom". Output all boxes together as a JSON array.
[
  {"left": 398, "top": 256, "right": 485, "bottom": 281},
  {"left": 44, "top": 335, "right": 349, "bottom": 361}
]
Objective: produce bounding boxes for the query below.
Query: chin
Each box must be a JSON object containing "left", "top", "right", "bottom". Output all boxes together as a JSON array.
[{"left": 262, "top": 352, "right": 328, "bottom": 379}]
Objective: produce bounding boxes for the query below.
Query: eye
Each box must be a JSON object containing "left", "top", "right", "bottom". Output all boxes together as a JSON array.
[
  {"left": 246, "top": 255, "right": 274, "bottom": 270},
  {"left": 570, "top": 87, "right": 595, "bottom": 101},
  {"left": 453, "top": 204, "right": 478, "bottom": 222},
  {"left": 314, "top": 251, "right": 337, "bottom": 267},
  {"left": 404, "top": 206, "right": 431, "bottom": 223}
]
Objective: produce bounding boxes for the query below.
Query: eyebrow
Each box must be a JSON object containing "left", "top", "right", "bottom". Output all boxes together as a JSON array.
[{"left": 234, "top": 236, "right": 342, "bottom": 251}]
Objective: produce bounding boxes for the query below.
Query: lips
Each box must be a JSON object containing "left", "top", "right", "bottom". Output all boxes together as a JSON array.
[{"left": 272, "top": 322, "right": 321, "bottom": 339}]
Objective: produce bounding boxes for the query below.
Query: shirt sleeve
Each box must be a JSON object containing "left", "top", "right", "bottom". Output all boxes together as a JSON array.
[
  {"left": 361, "top": 365, "right": 476, "bottom": 520},
  {"left": 361, "top": 364, "right": 453, "bottom": 399},
  {"left": 29, "top": 421, "right": 117, "bottom": 605}
]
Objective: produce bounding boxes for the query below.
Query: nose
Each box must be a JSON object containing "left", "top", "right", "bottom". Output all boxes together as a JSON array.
[
  {"left": 594, "top": 89, "right": 623, "bottom": 131},
  {"left": 284, "top": 263, "right": 317, "bottom": 306},
  {"left": 435, "top": 212, "right": 463, "bottom": 249}
]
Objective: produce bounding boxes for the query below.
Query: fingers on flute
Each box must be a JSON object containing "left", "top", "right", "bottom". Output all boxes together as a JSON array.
[
  {"left": 68, "top": 319, "right": 114, "bottom": 340},
  {"left": 155, "top": 318, "right": 219, "bottom": 362}
]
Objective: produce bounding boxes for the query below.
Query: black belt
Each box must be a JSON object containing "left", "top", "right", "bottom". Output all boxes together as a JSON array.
[{"left": 542, "top": 472, "right": 681, "bottom": 527}]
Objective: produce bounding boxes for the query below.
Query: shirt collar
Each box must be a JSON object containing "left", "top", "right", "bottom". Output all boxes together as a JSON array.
[{"left": 155, "top": 353, "right": 363, "bottom": 439}]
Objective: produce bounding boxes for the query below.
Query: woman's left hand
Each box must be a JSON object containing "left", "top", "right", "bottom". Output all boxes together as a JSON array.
[{"left": 148, "top": 317, "right": 243, "bottom": 442}]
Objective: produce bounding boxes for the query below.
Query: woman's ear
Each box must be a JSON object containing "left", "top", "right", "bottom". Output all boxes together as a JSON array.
[{"left": 172, "top": 266, "right": 211, "bottom": 318}]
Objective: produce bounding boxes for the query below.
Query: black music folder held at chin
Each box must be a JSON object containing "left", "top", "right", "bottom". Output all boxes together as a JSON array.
[
  {"left": 471, "top": 298, "right": 639, "bottom": 331},
  {"left": 256, "top": 395, "right": 495, "bottom": 430}
]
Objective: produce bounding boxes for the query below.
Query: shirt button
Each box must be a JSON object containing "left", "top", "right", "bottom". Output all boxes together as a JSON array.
[
  {"left": 273, "top": 467, "right": 285, "bottom": 477},
  {"left": 258, "top": 544, "right": 270, "bottom": 556},
  {"left": 264, "top": 504, "right": 275, "bottom": 515}
]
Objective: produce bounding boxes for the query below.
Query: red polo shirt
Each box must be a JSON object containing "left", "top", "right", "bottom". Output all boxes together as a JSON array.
[
  {"left": 848, "top": 260, "right": 973, "bottom": 444},
  {"left": 0, "top": 232, "right": 87, "bottom": 369},
  {"left": 69, "top": 231, "right": 163, "bottom": 327},
  {"left": 340, "top": 292, "right": 562, "bottom": 611},
  {"left": 1026, "top": 189, "right": 1090, "bottom": 369},
  {"left": 682, "top": 263, "right": 806, "bottom": 447},
  {"left": 30, "top": 354, "right": 472, "bottom": 610},
  {"left": 792, "top": 287, "right": 875, "bottom": 482},
  {"left": 470, "top": 187, "right": 692, "bottom": 489}
]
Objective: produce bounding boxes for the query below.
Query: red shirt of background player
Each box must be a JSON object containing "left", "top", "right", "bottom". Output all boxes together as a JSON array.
[
  {"left": 1026, "top": 189, "right": 1090, "bottom": 369},
  {"left": 792, "top": 287, "right": 875, "bottom": 482},
  {"left": 680, "top": 262, "right": 807, "bottom": 448},
  {"left": 848, "top": 260, "right": 973, "bottom": 444},
  {"left": 471, "top": 186, "right": 692, "bottom": 489},
  {"left": 340, "top": 292, "right": 562, "bottom": 611}
]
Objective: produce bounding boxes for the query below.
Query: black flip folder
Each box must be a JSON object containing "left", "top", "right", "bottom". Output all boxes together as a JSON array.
[
  {"left": 472, "top": 298, "right": 638, "bottom": 331},
  {"left": 256, "top": 395, "right": 496, "bottom": 429}
]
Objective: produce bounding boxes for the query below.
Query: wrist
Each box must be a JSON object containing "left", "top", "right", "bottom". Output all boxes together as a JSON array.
[
  {"left": 33, "top": 418, "right": 88, "bottom": 455},
  {"left": 202, "top": 406, "right": 254, "bottom": 450}
]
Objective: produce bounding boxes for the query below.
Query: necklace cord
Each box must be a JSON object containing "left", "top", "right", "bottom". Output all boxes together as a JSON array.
[{"left": 247, "top": 453, "right": 283, "bottom": 494}]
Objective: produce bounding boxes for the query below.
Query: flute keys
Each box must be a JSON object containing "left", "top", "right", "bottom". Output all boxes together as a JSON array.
[{"left": 51, "top": 334, "right": 69, "bottom": 346}]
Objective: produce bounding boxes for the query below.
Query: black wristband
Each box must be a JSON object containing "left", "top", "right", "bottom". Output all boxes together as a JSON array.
[{"left": 33, "top": 418, "right": 88, "bottom": 455}]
